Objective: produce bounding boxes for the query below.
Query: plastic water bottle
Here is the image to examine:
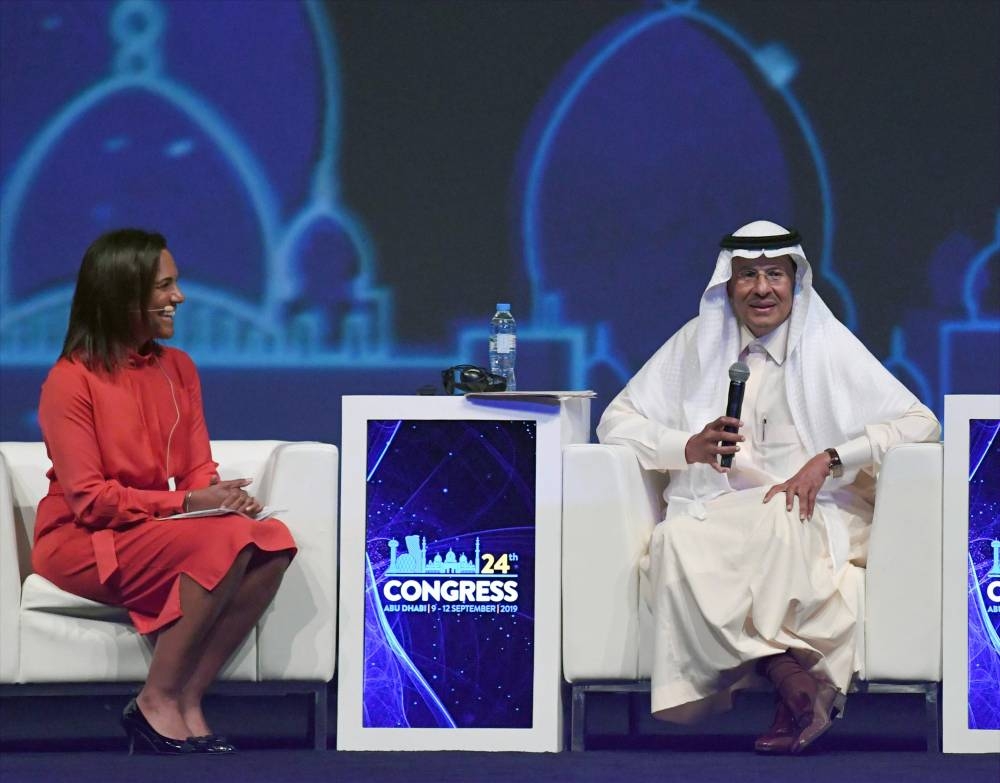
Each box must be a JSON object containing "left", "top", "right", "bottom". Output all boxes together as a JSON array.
[{"left": 489, "top": 303, "right": 517, "bottom": 391}]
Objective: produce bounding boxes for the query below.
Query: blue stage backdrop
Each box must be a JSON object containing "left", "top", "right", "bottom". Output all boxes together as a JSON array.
[{"left": 1, "top": 0, "right": 998, "bottom": 443}]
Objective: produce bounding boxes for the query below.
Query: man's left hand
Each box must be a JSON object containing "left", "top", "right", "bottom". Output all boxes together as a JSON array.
[{"left": 763, "top": 453, "right": 831, "bottom": 521}]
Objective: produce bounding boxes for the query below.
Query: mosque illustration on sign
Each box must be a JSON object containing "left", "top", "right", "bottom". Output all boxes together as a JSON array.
[
  {"left": 1, "top": 0, "right": 996, "bottom": 429},
  {"left": 385, "top": 534, "right": 481, "bottom": 577}
]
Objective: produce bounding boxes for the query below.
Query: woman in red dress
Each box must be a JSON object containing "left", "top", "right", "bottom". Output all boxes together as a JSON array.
[{"left": 32, "top": 229, "right": 298, "bottom": 755}]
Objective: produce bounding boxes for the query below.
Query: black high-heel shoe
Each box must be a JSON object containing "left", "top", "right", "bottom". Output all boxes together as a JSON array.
[
  {"left": 189, "top": 734, "right": 237, "bottom": 754},
  {"left": 121, "top": 698, "right": 196, "bottom": 755}
]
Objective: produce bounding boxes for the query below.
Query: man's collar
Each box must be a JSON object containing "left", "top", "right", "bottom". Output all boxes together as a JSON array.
[{"left": 739, "top": 318, "right": 790, "bottom": 365}]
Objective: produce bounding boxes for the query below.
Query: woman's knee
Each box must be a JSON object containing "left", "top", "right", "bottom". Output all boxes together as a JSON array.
[
  {"left": 209, "top": 546, "right": 256, "bottom": 595},
  {"left": 248, "top": 549, "right": 292, "bottom": 590},
  {"left": 230, "top": 545, "right": 255, "bottom": 575}
]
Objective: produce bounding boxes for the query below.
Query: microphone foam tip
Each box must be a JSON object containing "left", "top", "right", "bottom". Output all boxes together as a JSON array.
[{"left": 729, "top": 361, "right": 750, "bottom": 383}]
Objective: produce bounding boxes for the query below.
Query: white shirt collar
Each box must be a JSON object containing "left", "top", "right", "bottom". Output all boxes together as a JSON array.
[{"left": 739, "top": 317, "right": 791, "bottom": 366}]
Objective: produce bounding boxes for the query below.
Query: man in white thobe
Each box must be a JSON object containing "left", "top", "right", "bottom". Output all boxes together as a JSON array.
[{"left": 597, "top": 220, "right": 939, "bottom": 753}]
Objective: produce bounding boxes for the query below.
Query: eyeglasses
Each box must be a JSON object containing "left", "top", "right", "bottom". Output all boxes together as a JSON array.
[
  {"left": 732, "top": 267, "right": 791, "bottom": 286},
  {"left": 441, "top": 365, "right": 507, "bottom": 395}
]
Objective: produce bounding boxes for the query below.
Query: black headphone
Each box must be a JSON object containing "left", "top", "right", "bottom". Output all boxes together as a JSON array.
[{"left": 441, "top": 365, "right": 507, "bottom": 395}]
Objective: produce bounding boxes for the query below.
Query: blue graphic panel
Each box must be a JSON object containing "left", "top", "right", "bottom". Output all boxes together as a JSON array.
[
  {"left": 363, "top": 419, "right": 536, "bottom": 729},
  {"left": 968, "top": 419, "right": 1000, "bottom": 730}
]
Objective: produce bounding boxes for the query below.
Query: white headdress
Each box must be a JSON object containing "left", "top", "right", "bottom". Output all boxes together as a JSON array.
[{"left": 685, "top": 220, "right": 811, "bottom": 436}]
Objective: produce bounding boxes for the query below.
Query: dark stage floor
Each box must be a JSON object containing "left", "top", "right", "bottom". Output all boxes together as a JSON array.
[
  {"left": 2, "top": 689, "right": 997, "bottom": 782},
  {"left": 3, "top": 748, "right": 998, "bottom": 783}
]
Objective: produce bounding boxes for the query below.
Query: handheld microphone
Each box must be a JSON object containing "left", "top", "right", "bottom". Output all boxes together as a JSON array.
[{"left": 719, "top": 361, "right": 750, "bottom": 468}]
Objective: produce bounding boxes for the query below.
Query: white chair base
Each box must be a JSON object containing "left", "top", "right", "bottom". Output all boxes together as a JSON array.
[
  {"left": 0, "top": 680, "right": 330, "bottom": 749},
  {"left": 568, "top": 680, "right": 941, "bottom": 753}
]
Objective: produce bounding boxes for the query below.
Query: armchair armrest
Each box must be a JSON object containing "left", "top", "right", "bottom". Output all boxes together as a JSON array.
[
  {"left": 562, "top": 444, "right": 664, "bottom": 682},
  {"left": 865, "top": 442, "right": 943, "bottom": 681},
  {"left": 255, "top": 442, "right": 339, "bottom": 681},
  {"left": 0, "top": 453, "right": 19, "bottom": 682}
]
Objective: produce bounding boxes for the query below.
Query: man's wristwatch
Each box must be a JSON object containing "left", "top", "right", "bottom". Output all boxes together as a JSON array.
[{"left": 824, "top": 448, "right": 843, "bottom": 478}]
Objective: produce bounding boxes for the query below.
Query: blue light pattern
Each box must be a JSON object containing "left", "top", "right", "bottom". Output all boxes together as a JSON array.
[
  {"left": 968, "top": 419, "right": 1000, "bottom": 730},
  {"left": 363, "top": 419, "right": 536, "bottom": 729}
]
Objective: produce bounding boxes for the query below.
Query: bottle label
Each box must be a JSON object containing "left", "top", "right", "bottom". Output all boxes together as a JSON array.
[{"left": 496, "top": 334, "right": 516, "bottom": 353}]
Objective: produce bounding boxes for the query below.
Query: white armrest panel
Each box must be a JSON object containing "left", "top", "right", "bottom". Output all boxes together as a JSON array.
[
  {"left": 865, "top": 442, "right": 943, "bottom": 681},
  {"left": 256, "top": 442, "right": 338, "bottom": 681},
  {"left": 562, "top": 444, "right": 662, "bottom": 682},
  {"left": 0, "top": 442, "right": 52, "bottom": 683},
  {"left": 0, "top": 452, "right": 20, "bottom": 682}
]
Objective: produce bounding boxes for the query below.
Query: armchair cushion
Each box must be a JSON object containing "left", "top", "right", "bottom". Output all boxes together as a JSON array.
[{"left": 20, "top": 573, "right": 130, "bottom": 621}]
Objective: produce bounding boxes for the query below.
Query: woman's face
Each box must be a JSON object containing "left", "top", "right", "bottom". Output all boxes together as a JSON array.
[{"left": 135, "top": 249, "right": 184, "bottom": 344}]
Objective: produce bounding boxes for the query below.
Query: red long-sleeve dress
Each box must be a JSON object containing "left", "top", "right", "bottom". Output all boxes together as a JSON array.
[{"left": 31, "top": 346, "right": 297, "bottom": 635}]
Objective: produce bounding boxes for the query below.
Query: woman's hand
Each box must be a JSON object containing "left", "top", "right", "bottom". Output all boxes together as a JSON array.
[
  {"left": 684, "top": 416, "right": 744, "bottom": 473},
  {"left": 762, "top": 453, "right": 830, "bottom": 521},
  {"left": 186, "top": 478, "right": 262, "bottom": 517}
]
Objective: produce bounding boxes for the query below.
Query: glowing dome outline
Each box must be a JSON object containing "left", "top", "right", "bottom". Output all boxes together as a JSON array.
[
  {"left": 520, "top": 0, "right": 856, "bottom": 335},
  {"left": 0, "top": 0, "right": 390, "bottom": 359},
  {"left": 1, "top": 0, "right": 277, "bottom": 317}
]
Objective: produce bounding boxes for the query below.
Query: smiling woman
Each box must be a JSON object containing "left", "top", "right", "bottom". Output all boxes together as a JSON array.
[
  {"left": 140, "top": 248, "right": 184, "bottom": 342},
  {"left": 30, "top": 229, "right": 298, "bottom": 755},
  {"left": 60, "top": 229, "right": 170, "bottom": 371}
]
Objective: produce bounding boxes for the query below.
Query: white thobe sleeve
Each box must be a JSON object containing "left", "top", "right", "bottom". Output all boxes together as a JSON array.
[
  {"left": 597, "top": 386, "right": 691, "bottom": 472},
  {"left": 831, "top": 400, "right": 940, "bottom": 472}
]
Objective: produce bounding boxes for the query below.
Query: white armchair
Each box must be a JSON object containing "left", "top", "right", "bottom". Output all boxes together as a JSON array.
[
  {"left": 562, "top": 442, "right": 943, "bottom": 751},
  {"left": 0, "top": 440, "right": 338, "bottom": 749}
]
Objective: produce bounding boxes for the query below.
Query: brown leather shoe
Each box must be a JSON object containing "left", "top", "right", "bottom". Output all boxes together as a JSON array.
[
  {"left": 791, "top": 680, "right": 840, "bottom": 754},
  {"left": 760, "top": 652, "right": 817, "bottom": 728},
  {"left": 754, "top": 698, "right": 797, "bottom": 754}
]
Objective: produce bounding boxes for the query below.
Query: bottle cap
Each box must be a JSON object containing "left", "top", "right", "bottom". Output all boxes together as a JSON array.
[{"left": 496, "top": 303, "right": 511, "bottom": 311}]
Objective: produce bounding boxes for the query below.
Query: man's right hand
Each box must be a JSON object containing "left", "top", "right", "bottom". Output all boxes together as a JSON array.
[{"left": 684, "top": 416, "right": 743, "bottom": 473}]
